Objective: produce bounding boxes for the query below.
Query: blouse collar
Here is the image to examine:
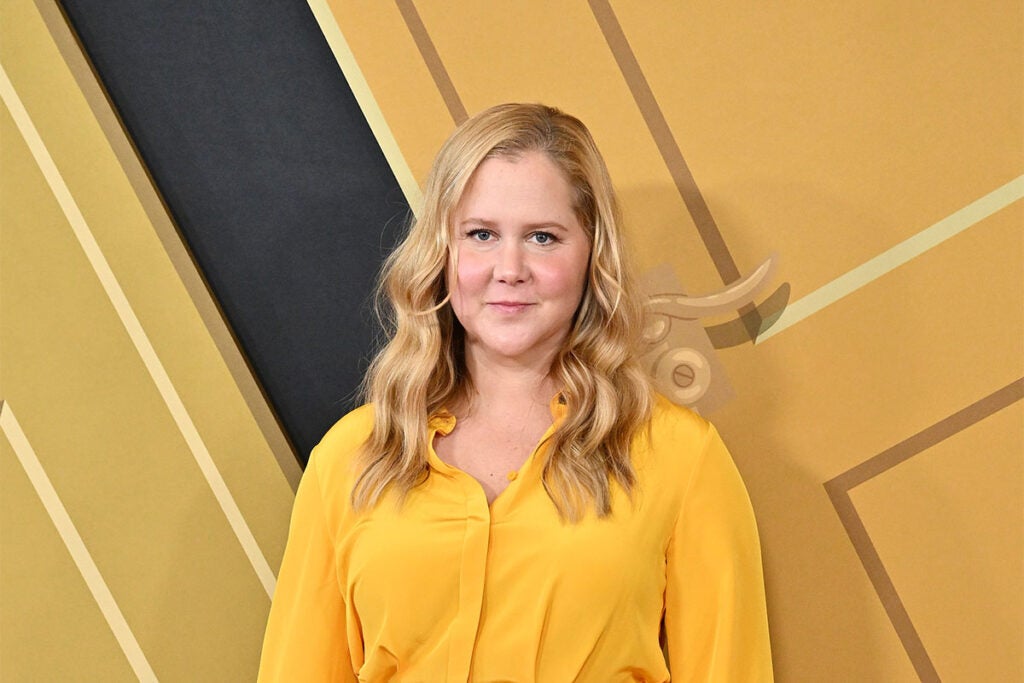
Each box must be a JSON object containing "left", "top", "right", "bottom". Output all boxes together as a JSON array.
[{"left": 428, "top": 392, "right": 567, "bottom": 435}]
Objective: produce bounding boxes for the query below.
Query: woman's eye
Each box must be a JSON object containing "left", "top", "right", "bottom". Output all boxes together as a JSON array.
[
  {"left": 530, "top": 232, "right": 556, "bottom": 245},
  {"left": 467, "top": 229, "right": 494, "bottom": 241}
]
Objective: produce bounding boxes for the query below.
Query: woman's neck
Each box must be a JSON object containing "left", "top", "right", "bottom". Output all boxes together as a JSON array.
[{"left": 458, "top": 349, "right": 558, "bottom": 418}]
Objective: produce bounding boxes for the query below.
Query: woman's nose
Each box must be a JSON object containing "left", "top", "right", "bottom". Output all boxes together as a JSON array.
[{"left": 494, "top": 243, "right": 528, "bottom": 283}]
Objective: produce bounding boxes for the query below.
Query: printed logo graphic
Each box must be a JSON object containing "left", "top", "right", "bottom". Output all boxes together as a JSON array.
[{"left": 642, "top": 259, "right": 787, "bottom": 413}]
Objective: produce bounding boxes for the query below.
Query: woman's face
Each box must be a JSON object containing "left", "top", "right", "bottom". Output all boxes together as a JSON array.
[{"left": 449, "top": 151, "right": 591, "bottom": 370}]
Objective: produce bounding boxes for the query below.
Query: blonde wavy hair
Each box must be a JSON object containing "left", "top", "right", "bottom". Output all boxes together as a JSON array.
[{"left": 353, "top": 103, "right": 653, "bottom": 520}]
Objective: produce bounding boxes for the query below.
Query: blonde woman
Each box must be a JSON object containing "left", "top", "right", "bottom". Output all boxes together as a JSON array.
[{"left": 258, "top": 103, "right": 772, "bottom": 681}]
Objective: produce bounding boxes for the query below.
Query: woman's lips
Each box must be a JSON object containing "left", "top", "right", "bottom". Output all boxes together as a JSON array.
[{"left": 488, "top": 301, "right": 533, "bottom": 313}]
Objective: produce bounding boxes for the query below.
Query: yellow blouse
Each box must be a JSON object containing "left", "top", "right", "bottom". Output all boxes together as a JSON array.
[{"left": 258, "top": 395, "right": 772, "bottom": 682}]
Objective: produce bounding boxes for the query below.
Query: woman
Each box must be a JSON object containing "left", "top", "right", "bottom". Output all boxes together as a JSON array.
[{"left": 259, "top": 103, "right": 772, "bottom": 681}]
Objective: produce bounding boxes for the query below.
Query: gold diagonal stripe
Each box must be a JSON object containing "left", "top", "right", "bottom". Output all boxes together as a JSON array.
[
  {"left": 0, "top": 62, "right": 276, "bottom": 598},
  {"left": 0, "top": 401, "right": 159, "bottom": 682},
  {"left": 309, "top": 0, "right": 423, "bottom": 215},
  {"left": 757, "top": 175, "right": 1024, "bottom": 344}
]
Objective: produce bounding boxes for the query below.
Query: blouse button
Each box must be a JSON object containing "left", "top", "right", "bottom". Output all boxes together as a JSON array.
[{"left": 506, "top": 471, "right": 518, "bottom": 481}]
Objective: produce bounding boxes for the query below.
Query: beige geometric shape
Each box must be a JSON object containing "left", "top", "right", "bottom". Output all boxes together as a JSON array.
[
  {"left": 641, "top": 256, "right": 780, "bottom": 411},
  {"left": 640, "top": 264, "right": 734, "bottom": 413}
]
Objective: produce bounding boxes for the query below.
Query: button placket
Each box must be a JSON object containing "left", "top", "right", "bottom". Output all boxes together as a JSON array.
[{"left": 446, "top": 475, "right": 490, "bottom": 681}]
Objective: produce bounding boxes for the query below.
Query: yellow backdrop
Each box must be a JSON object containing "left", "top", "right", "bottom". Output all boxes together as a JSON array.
[{"left": 2, "top": 0, "right": 1021, "bottom": 680}]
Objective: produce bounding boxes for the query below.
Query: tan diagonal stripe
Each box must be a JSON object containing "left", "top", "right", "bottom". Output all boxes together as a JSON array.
[
  {"left": 758, "top": 175, "right": 1024, "bottom": 343},
  {"left": 1, "top": 401, "right": 159, "bottom": 682},
  {"left": 310, "top": 0, "right": 423, "bottom": 214},
  {"left": 0, "top": 62, "right": 276, "bottom": 598}
]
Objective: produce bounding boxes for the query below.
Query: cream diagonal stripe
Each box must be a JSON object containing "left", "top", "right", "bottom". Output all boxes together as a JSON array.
[
  {"left": 307, "top": 0, "right": 423, "bottom": 215},
  {"left": 757, "top": 174, "right": 1024, "bottom": 344},
  {"left": 0, "top": 401, "right": 159, "bottom": 682},
  {"left": 0, "top": 64, "right": 276, "bottom": 598}
]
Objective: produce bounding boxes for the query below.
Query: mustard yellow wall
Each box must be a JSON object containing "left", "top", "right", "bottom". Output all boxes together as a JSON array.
[
  {"left": 1, "top": 0, "right": 297, "bottom": 679},
  {"left": 322, "top": 1, "right": 1022, "bottom": 680},
  {"left": 3, "top": 0, "right": 1021, "bottom": 680}
]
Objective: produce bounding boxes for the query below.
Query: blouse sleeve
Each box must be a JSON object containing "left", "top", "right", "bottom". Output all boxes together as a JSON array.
[
  {"left": 257, "top": 453, "right": 357, "bottom": 682},
  {"left": 664, "top": 424, "right": 774, "bottom": 682}
]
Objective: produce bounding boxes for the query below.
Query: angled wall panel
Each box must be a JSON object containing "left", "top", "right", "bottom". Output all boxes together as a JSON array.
[{"left": 59, "top": 0, "right": 408, "bottom": 459}]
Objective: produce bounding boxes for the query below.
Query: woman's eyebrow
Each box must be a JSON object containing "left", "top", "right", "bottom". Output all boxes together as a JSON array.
[
  {"left": 459, "top": 217, "right": 497, "bottom": 228},
  {"left": 458, "top": 218, "right": 570, "bottom": 231},
  {"left": 524, "top": 221, "right": 570, "bottom": 231}
]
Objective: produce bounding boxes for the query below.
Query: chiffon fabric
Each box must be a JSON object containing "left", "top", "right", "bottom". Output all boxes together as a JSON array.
[{"left": 258, "top": 394, "right": 772, "bottom": 682}]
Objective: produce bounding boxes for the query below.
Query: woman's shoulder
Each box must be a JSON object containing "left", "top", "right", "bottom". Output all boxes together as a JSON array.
[
  {"left": 636, "top": 393, "right": 722, "bottom": 480},
  {"left": 647, "top": 392, "right": 713, "bottom": 444},
  {"left": 306, "top": 403, "right": 376, "bottom": 485}
]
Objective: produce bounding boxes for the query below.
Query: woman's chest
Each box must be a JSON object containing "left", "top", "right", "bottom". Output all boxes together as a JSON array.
[{"left": 339, "top": 479, "right": 675, "bottom": 617}]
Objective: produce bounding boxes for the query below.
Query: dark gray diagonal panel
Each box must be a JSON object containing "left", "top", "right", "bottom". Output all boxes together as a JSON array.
[{"left": 60, "top": 0, "right": 408, "bottom": 464}]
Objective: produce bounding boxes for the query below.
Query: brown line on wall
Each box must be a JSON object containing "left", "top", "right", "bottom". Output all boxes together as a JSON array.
[
  {"left": 824, "top": 487, "right": 941, "bottom": 683},
  {"left": 587, "top": 0, "right": 761, "bottom": 340},
  {"left": 830, "top": 378, "right": 1024, "bottom": 492},
  {"left": 587, "top": 0, "right": 738, "bottom": 281},
  {"left": 395, "top": 0, "right": 467, "bottom": 125},
  {"left": 824, "top": 377, "right": 1024, "bottom": 681}
]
